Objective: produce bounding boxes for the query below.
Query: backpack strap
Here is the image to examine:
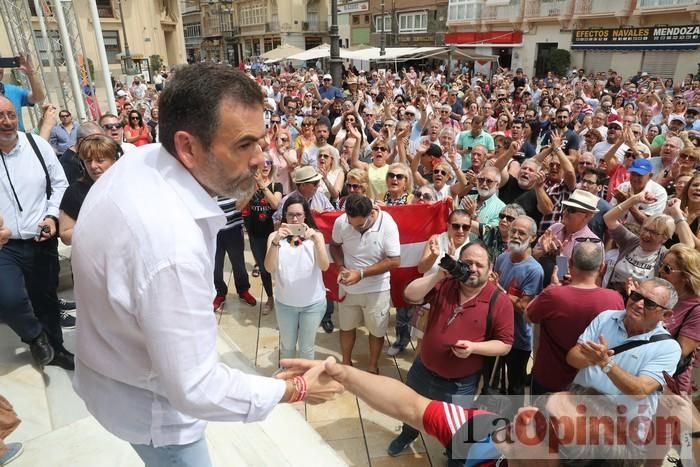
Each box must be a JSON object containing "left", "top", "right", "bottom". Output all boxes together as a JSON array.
[
  {"left": 484, "top": 287, "right": 501, "bottom": 340},
  {"left": 609, "top": 333, "right": 674, "bottom": 355},
  {"left": 25, "top": 132, "right": 52, "bottom": 200}
]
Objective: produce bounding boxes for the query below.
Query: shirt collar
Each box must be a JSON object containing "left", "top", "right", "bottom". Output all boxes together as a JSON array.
[
  {"left": 613, "top": 311, "right": 666, "bottom": 339},
  {"left": 154, "top": 145, "right": 223, "bottom": 221}
]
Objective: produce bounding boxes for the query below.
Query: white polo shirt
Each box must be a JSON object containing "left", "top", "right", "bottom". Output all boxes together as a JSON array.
[{"left": 332, "top": 210, "right": 400, "bottom": 295}]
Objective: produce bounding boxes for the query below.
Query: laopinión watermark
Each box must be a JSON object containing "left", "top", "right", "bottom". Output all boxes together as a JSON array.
[{"left": 447, "top": 393, "right": 695, "bottom": 462}]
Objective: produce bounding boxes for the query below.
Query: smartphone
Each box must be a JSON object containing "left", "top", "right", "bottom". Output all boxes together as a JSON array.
[
  {"left": 663, "top": 370, "right": 680, "bottom": 395},
  {"left": 0, "top": 56, "right": 20, "bottom": 68},
  {"left": 556, "top": 255, "right": 569, "bottom": 281},
  {"left": 287, "top": 224, "right": 305, "bottom": 237}
]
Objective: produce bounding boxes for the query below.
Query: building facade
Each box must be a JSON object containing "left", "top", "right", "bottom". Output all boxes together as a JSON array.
[
  {"left": 445, "top": 0, "right": 700, "bottom": 79},
  {"left": 182, "top": 0, "right": 203, "bottom": 62},
  {"left": 368, "top": 0, "right": 449, "bottom": 48}
]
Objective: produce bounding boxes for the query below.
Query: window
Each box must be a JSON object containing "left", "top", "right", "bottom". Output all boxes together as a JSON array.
[
  {"left": 96, "top": 0, "right": 114, "bottom": 18},
  {"left": 33, "top": 30, "right": 64, "bottom": 66},
  {"left": 398, "top": 11, "right": 427, "bottom": 33},
  {"left": 374, "top": 15, "right": 391, "bottom": 32},
  {"left": 240, "top": 4, "right": 265, "bottom": 26},
  {"left": 184, "top": 23, "right": 201, "bottom": 38},
  {"left": 364, "top": 15, "right": 370, "bottom": 24},
  {"left": 352, "top": 15, "right": 360, "bottom": 25},
  {"left": 448, "top": 0, "right": 480, "bottom": 21},
  {"left": 103, "top": 30, "right": 121, "bottom": 64}
]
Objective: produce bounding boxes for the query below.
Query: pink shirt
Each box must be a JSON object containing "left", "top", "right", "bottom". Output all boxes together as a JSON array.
[{"left": 535, "top": 222, "right": 600, "bottom": 258}]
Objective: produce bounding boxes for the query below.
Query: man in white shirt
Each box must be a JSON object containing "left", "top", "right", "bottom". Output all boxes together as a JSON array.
[
  {"left": 71, "top": 63, "right": 342, "bottom": 466},
  {"left": 99, "top": 113, "right": 136, "bottom": 154},
  {"left": 330, "top": 194, "right": 401, "bottom": 374},
  {"left": 0, "top": 96, "right": 70, "bottom": 369}
]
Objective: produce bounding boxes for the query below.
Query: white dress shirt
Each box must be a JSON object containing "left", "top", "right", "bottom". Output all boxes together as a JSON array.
[
  {"left": 72, "top": 144, "right": 285, "bottom": 447},
  {"left": 0, "top": 132, "right": 68, "bottom": 240}
]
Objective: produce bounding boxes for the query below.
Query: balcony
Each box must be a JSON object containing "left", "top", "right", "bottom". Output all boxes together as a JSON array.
[
  {"left": 524, "top": 0, "right": 573, "bottom": 19},
  {"left": 97, "top": 4, "right": 114, "bottom": 17},
  {"left": 637, "top": 0, "right": 698, "bottom": 7},
  {"left": 265, "top": 21, "right": 279, "bottom": 33},
  {"left": 302, "top": 20, "right": 328, "bottom": 32},
  {"left": 481, "top": 2, "right": 521, "bottom": 21}
]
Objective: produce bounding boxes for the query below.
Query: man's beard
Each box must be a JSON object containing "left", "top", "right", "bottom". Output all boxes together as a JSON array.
[
  {"left": 462, "top": 271, "right": 486, "bottom": 288},
  {"left": 201, "top": 152, "right": 257, "bottom": 203},
  {"left": 477, "top": 187, "right": 496, "bottom": 199},
  {"left": 508, "top": 239, "right": 529, "bottom": 254}
]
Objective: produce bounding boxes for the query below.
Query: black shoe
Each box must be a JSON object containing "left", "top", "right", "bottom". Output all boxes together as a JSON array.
[
  {"left": 48, "top": 349, "right": 75, "bottom": 371},
  {"left": 321, "top": 320, "right": 334, "bottom": 333},
  {"left": 60, "top": 311, "right": 76, "bottom": 329},
  {"left": 29, "top": 332, "right": 54, "bottom": 366},
  {"left": 387, "top": 431, "right": 416, "bottom": 456},
  {"left": 58, "top": 298, "right": 76, "bottom": 311}
]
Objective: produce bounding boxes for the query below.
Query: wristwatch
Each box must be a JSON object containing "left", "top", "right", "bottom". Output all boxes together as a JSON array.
[{"left": 601, "top": 359, "right": 615, "bottom": 374}]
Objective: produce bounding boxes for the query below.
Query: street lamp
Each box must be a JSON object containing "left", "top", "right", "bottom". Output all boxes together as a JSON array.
[
  {"left": 329, "top": 0, "right": 342, "bottom": 84},
  {"left": 380, "top": 0, "right": 385, "bottom": 56}
]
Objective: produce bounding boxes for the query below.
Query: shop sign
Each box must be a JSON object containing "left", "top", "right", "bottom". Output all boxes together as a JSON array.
[
  {"left": 572, "top": 25, "right": 700, "bottom": 48},
  {"left": 338, "top": 2, "right": 368, "bottom": 14}
]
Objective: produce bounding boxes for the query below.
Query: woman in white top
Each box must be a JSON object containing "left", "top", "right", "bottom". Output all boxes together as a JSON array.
[
  {"left": 417, "top": 209, "right": 472, "bottom": 275},
  {"left": 316, "top": 144, "right": 345, "bottom": 205},
  {"left": 264, "top": 194, "right": 329, "bottom": 360}
]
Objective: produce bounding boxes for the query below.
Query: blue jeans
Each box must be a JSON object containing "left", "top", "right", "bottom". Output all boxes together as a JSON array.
[
  {"left": 393, "top": 306, "right": 414, "bottom": 348},
  {"left": 248, "top": 235, "right": 273, "bottom": 299},
  {"left": 213, "top": 225, "right": 250, "bottom": 296},
  {"left": 0, "top": 238, "right": 63, "bottom": 347},
  {"left": 275, "top": 298, "right": 326, "bottom": 359},
  {"left": 398, "top": 356, "right": 480, "bottom": 443},
  {"left": 130, "top": 437, "right": 212, "bottom": 467}
]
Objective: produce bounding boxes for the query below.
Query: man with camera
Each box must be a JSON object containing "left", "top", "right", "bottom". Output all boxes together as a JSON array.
[{"left": 386, "top": 241, "right": 513, "bottom": 458}]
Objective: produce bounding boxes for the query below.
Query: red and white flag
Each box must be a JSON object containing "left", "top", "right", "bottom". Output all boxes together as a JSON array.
[{"left": 313, "top": 199, "right": 451, "bottom": 308}]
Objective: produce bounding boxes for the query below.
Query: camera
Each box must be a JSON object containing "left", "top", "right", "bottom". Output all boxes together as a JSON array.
[{"left": 438, "top": 255, "right": 471, "bottom": 283}]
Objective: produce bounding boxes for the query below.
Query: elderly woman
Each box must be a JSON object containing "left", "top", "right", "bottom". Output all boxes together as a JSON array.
[
  {"left": 658, "top": 244, "right": 700, "bottom": 394},
  {"left": 264, "top": 194, "right": 329, "bottom": 360},
  {"left": 269, "top": 129, "right": 297, "bottom": 194},
  {"left": 602, "top": 190, "right": 677, "bottom": 296},
  {"left": 349, "top": 129, "right": 390, "bottom": 201},
  {"left": 379, "top": 162, "right": 413, "bottom": 205},
  {"left": 59, "top": 135, "right": 120, "bottom": 245},
  {"left": 316, "top": 144, "right": 345, "bottom": 204},
  {"left": 339, "top": 168, "right": 369, "bottom": 210},
  {"left": 417, "top": 208, "right": 473, "bottom": 275}
]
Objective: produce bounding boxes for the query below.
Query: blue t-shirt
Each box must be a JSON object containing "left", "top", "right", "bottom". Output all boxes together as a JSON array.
[
  {"left": 318, "top": 85, "right": 344, "bottom": 101},
  {"left": 2, "top": 83, "right": 32, "bottom": 131},
  {"left": 494, "top": 253, "right": 544, "bottom": 351}
]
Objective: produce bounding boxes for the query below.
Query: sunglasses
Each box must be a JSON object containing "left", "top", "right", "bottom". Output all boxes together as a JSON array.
[
  {"left": 312, "top": 105, "right": 322, "bottom": 109},
  {"left": 103, "top": 123, "right": 122, "bottom": 130},
  {"left": 679, "top": 153, "right": 697, "bottom": 161},
  {"left": 130, "top": 116, "right": 140, "bottom": 120},
  {"left": 628, "top": 290, "right": 665, "bottom": 311},
  {"left": 374, "top": 146, "right": 388, "bottom": 152},
  {"left": 574, "top": 237, "right": 602, "bottom": 243},
  {"left": 263, "top": 160, "right": 273, "bottom": 166},
  {"left": 387, "top": 172, "right": 406, "bottom": 180},
  {"left": 302, "top": 123, "right": 314, "bottom": 127},
  {"left": 498, "top": 213, "right": 516, "bottom": 222},
  {"left": 346, "top": 183, "right": 361, "bottom": 190},
  {"left": 660, "top": 263, "right": 682, "bottom": 274},
  {"left": 415, "top": 191, "right": 434, "bottom": 200},
  {"left": 271, "top": 120, "right": 281, "bottom": 124},
  {"left": 433, "top": 169, "right": 448, "bottom": 176},
  {"left": 477, "top": 177, "right": 497, "bottom": 185},
  {"left": 450, "top": 223, "right": 470, "bottom": 231},
  {"left": 59, "top": 114, "right": 70, "bottom": 118},
  {"left": 278, "top": 137, "right": 288, "bottom": 142}
]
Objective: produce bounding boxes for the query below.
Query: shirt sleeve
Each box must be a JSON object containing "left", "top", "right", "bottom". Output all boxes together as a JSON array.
[
  {"left": 422, "top": 400, "right": 457, "bottom": 448},
  {"left": 639, "top": 339, "right": 682, "bottom": 386},
  {"left": 525, "top": 287, "right": 554, "bottom": 324},
  {"left": 491, "top": 292, "right": 514, "bottom": 345},
  {"left": 331, "top": 215, "right": 344, "bottom": 245},
  {"left": 383, "top": 216, "right": 401, "bottom": 257},
  {"left": 135, "top": 260, "right": 285, "bottom": 422}
]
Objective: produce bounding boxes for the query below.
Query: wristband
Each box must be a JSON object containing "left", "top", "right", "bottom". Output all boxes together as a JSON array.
[
  {"left": 692, "top": 431, "right": 700, "bottom": 438},
  {"left": 359, "top": 269, "right": 364, "bottom": 280},
  {"left": 675, "top": 217, "right": 687, "bottom": 225},
  {"left": 271, "top": 240, "right": 281, "bottom": 247}
]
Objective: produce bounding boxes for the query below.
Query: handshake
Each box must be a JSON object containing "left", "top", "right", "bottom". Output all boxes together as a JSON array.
[{"left": 274, "top": 357, "right": 349, "bottom": 405}]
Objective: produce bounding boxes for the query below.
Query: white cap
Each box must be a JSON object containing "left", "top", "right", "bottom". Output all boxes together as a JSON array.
[
  {"left": 323, "top": 74, "right": 332, "bottom": 80},
  {"left": 116, "top": 90, "right": 127, "bottom": 97}
]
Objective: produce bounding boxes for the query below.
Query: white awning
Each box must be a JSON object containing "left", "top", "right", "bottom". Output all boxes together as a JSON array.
[{"left": 286, "top": 43, "right": 331, "bottom": 61}]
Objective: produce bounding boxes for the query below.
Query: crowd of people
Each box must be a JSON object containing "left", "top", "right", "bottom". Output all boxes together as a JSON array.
[{"left": 1, "top": 53, "right": 700, "bottom": 466}]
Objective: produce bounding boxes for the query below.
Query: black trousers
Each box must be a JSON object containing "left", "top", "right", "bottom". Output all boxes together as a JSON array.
[
  {"left": 0, "top": 238, "right": 63, "bottom": 348},
  {"left": 213, "top": 225, "right": 250, "bottom": 296}
]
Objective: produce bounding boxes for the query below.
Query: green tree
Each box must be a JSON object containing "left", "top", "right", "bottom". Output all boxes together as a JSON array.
[
  {"left": 150, "top": 54, "right": 163, "bottom": 77},
  {"left": 548, "top": 49, "right": 571, "bottom": 77}
]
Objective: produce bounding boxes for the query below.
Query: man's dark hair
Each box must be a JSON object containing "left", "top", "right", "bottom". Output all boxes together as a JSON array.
[
  {"left": 458, "top": 239, "right": 492, "bottom": 267},
  {"left": 99, "top": 113, "right": 119, "bottom": 126},
  {"left": 344, "top": 194, "right": 373, "bottom": 218},
  {"left": 583, "top": 167, "right": 608, "bottom": 186},
  {"left": 158, "top": 63, "right": 264, "bottom": 156},
  {"left": 281, "top": 193, "right": 317, "bottom": 229},
  {"left": 471, "top": 115, "right": 484, "bottom": 126},
  {"left": 314, "top": 120, "right": 329, "bottom": 131},
  {"left": 556, "top": 107, "right": 570, "bottom": 116}
]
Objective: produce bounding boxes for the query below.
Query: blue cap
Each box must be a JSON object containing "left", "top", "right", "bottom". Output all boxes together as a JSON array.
[{"left": 628, "top": 159, "right": 652, "bottom": 176}]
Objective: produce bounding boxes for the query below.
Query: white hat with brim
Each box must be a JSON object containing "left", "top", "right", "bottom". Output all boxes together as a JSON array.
[
  {"left": 561, "top": 189, "right": 600, "bottom": 213},
  {"left": 292, "top": 165, "right": 322, "bottom": 184}
]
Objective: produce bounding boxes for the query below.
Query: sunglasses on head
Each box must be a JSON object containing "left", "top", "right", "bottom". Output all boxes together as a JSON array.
[
  {"left": 450, "top": 223, "right": 470, "bottom": 231},
  {"left": 628, "top": 290, "right": 665, "bottom": 311},
  {"left": 498, "top": 213, "right": 515, "bottom": 222},
  {"left": 433, "top": 169, "right": 448, "bottom": 176},
  {"left": 103, "top": 123, "right": 122, "bottom": 130},
  {"left": 387, "top": 172, "right": 406, "bottom": 180}
]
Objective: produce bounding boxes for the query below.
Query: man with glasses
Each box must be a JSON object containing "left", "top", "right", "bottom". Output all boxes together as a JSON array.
[
  {"left": 273, "top": 166, "right": 334, "bottom": 224},
  {"left": 527, "top": 241, "right": 624, "bottom": 395},
  {"left": 280, "top": 97, "right": 302, "bottom": 140},
  {"left": 99, "top": 113, "right": 136, "bottom": 154},
  {"left": 318, "top": 74, "right": 344, "bottom": 103},
  {"left": 385, "top": 241, "right": 513, "bottom": 457},
  {"left": 578, "top": 167, "right": 612, "bottom": 239},
  {"left": 329, "top": 194, "right": 400, "bottom": 375},
  {"left": 460, "top": 167, "right": 505, "bottom": 226},
  {"left": 49, "top": 110, "right": 78, "bottom": 156},
  {"left": 567, "top": 278, "right": 681, "bottom": 438}
]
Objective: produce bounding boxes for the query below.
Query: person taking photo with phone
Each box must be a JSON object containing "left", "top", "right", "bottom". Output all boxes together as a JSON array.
[
  {"left": 264, "top": 194, "right": 328, "bottom": 360},
  {"left": 0, "top": 54, "right": 45, "bottom": 131}
]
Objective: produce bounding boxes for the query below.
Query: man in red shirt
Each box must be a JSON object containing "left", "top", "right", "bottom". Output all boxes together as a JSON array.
[
  {"left": 526, "top": 240, "right": 624, "bottom": 394},
  {"left": 386, "top": 241, "right": 514, "bottom": 458}
]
